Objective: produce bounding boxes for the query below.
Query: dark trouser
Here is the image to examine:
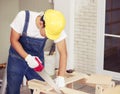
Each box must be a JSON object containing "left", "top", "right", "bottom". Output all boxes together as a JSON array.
[{"left": 6, "top": 54, "right": 44, "bottom": 94}]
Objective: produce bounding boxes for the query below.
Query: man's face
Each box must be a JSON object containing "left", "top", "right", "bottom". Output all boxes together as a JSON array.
[
  {"left": 40, "top": 26, "right": 46, "bottom": 37},
  {"left": 39, "top": 20, "right": 46, "bottom": 37}
]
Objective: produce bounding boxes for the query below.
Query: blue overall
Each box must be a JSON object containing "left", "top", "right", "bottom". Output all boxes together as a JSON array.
[{"left": 6, "top": 10, "right": 47, "bottom": 94}]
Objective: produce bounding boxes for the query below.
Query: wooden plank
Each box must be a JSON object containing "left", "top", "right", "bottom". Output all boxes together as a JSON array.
[
  {"left": 28, "top": 80, "right": 56, "bottom": 94},
  {"left": 33, "top": 88, "right": 40, "bottom": 94},
  {"left": 0, "top": 63, "right": 6, "bottom": 68},
  {"left": 61, "top": 87, "right": 89, "bottom": 94},
  {"left": 28, "top": 79, "right": 53, "bottom": 91},
  {"left": 64, "top": 72, "right": 88, "bottom": 84},
  {"left": 29, "top": 87, "right": 56, "bottom": 94},
  {"left": 28, "top": 79, "right": 89, "bottom": 94},
  {"left": 28, "top": 71, "right": 87, "bottom": 91},
  {"left": 103, "top": 85, "right": 120, "bottom": 94},
  {"left": 86, "top": 74, "right": 112, "bottom": 85}
]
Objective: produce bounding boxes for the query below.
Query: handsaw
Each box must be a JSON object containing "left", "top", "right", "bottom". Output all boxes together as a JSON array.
[{"left": 37, "top": 69, "right": 64, "bottom": 94}]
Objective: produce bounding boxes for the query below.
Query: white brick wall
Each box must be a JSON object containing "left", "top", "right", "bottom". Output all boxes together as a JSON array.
[{"left": 74, "top": 0, "right": 97, "bottom": 74}]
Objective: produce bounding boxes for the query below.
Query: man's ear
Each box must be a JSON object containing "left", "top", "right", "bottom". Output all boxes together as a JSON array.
[{"left": 40, "top": 21, "right": 44, "bottom": 28}]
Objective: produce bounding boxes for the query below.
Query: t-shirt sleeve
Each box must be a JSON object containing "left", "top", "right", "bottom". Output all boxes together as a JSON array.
[
  {"left": 10, "top": 11, "right": 25, "bottom": 34},
  {"left": 54, "top": 30, "right": 67, "bottom": 43}
]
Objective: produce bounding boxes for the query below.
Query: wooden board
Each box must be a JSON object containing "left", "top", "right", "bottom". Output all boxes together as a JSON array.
[
  {"left": 28, "top": 79, "right": 53, "bottom": 91},
  {"left": 28, "top": 79, "right": 89, "bottom": 94},
  {"left": 28, "top": 72, "right": 114, "bottom": 94},
  {"left": 86, "top": 74, "right": 112, "bottom": 85},
  {"left": 64, "top": 72, "right": 88, "bottom": 84},
  {"left": 103, "top": 85, "right": 120, "bottom": 94},
  {"left": 61, "top": 87, "right": 89, "bottom": 94}
]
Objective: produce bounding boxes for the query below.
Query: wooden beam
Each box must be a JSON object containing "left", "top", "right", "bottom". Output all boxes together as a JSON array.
[
  {"left": 61, "top": 87, "right": 89, "bottom": 94},
  {"left": 28, "top": 79, "right": 53, "bottom": 91},
  {"left": 86, "top": 74, "right": 112, "bottom": 85},
  {"left": 65, "top": 72, "right": 88, "bottom": 85},
  {"left": 103, "top": 85, "right": 120, "bottom": 94},
  {"left": 0, "top": 63, "right": 6, "bottom": 68}
]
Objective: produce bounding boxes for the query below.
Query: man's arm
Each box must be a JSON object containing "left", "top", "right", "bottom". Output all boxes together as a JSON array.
[
  {"left": 10, "top": 28, "right": 28, "bottom": 59},
  {"left": 10, "top": 28, "right": 45, "bottom": 71},
  {"left": 56, "top": 39, "right": 67, "bottom": 77}
]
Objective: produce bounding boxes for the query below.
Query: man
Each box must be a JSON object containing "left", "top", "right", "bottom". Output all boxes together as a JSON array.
[{"left": 6, "top": 9, "right": 67, "bottom": 94}]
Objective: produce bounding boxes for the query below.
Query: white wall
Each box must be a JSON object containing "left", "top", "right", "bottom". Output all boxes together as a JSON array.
[
  {"left": 74, "top": 0, "right": 97, "bottom": 74},
  {"left": 0, "top": 0, "right": 52, "bottom": 64},
  {"left": 0, "top": 0, "right": 19, "bottom": 63},
  {"left": 19, "top": 0, "right": 54, "bottom": 52},
  {"left": 19, "top": 0, "right": 53, "bottom": 12},
  {"left": 54, "top": 0, "right": 75, "bottom": 69},
  {"left": 0, "top": 0, "right": 100, "bottom": 75}
]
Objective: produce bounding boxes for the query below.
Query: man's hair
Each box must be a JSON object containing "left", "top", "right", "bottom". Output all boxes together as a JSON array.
[{"left": 40, "top": 15, "right": 45, "bottom": 28}]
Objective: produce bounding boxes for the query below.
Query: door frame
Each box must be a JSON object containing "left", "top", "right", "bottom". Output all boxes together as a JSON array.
[{"left": 96, "top": 0, "right": 120, "bottom": 80}]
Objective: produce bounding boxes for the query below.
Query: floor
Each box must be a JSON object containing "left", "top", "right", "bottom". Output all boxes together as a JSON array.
[{"left": 20, "top": 86, "right": 31, "bottom": 94}]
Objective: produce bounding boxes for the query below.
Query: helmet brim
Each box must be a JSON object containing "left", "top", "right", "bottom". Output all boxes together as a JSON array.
[{"left": 45, "top": 29, "right": 60, "bottom": 40}]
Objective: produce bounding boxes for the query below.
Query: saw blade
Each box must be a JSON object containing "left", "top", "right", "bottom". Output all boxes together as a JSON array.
[{"left": 38, "top": 69, "right": 64, "bottom": 94}]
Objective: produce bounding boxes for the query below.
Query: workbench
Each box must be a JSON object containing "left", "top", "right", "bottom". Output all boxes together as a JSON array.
[{"left": 28, "top": 71, "right": 115, "bottom": 94}]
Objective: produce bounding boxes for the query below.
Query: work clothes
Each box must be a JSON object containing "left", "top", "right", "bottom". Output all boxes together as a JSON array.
[{"left": 6, "top": 11, "right": 47, "bottom": 94}]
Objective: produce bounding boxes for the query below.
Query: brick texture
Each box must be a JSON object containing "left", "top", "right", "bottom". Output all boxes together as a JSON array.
[{"left": 74, "top": 0, "right": 97, "bottom": 74}]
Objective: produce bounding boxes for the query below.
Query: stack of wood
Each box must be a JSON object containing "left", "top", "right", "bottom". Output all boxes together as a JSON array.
[
  {"left": 28, "top": 71, "right": 117, "bottom": 94},
  {"left": 0, "top": 63, "right": 6, "bottom": 68}
]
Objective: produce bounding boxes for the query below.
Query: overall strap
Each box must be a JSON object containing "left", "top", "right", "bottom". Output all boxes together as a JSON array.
[{"left": 22, "top": 10, "right": 30, "bottom": 36}]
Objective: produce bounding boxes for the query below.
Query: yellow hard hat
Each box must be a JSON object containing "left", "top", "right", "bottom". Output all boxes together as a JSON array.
[{"left": 44, "top": 9, "right": 66, "bottom": 40}]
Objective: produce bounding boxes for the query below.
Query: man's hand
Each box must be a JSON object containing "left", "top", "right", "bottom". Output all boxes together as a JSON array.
[
  {"left": 54, "top": 76, "right": 65, "bottom": 88},
  {"left": 25, "top": 54, "right": 44, "bottom": 71}
]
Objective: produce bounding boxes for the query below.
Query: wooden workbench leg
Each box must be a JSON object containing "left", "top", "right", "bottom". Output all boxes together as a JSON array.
[
  {"left": 109, "top": 81, "right": 115, "bottom": 88},
  {"left": 95, "top": 85, "right": 104, "bottom": 94},
  {"left": 33, "top": 88, "right": 40, "bottom": 94},
  {"left": 95, "top": 81, "right": 115, "bottom": 94},
  {"left": 66, "top": 83, "right": 74, "bottom": 89}
]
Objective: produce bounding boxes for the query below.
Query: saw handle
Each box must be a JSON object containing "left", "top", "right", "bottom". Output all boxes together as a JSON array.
[{"left": 34, "top": 57, "right": 44, "bottom": 71}]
